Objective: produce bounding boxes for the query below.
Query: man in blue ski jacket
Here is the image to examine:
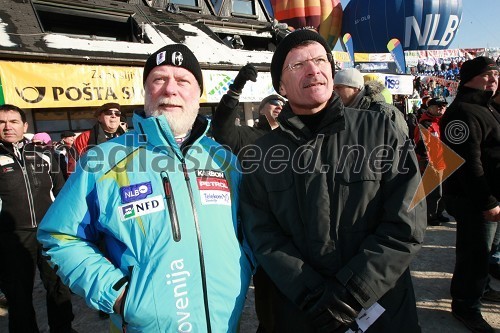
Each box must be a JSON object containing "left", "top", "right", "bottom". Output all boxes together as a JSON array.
[{"left": 38, "top": 44, "right": 252, "bottom": 333}]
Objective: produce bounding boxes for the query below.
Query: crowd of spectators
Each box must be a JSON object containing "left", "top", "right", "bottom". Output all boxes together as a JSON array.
[
  {"left": 415, "top": 58, "right": 463, "bottom": 81},
  {"left": 412, "top": 55, "right": 500, "bottom": 100}
]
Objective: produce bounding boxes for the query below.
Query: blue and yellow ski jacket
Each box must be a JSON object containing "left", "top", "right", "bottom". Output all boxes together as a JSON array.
[{"left": 38, "top": 111, "right": 252, "bottom": 332}]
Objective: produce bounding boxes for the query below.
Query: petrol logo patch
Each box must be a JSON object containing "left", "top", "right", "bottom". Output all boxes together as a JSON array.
[
  {"left": 119, "top": 195, "right": 165, "bottom": 221},
  {"left": 119, "top": 182, "right": 153, "bottom": 204},
  {"left": 195, "top": 169, "right": 231, "bottom": 206}
]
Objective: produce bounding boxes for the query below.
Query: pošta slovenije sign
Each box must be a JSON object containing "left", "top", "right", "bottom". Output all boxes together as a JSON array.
[{"left": 0, "top": 61, "right": 144, "bottom": 108}]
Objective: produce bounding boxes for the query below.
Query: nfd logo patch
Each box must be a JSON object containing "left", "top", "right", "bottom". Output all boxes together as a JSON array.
[
  {"left": 195, "top": 169, "right": 231, "bottom": 206},
  {"left": 119, "top": 195, "right": 165, "bottom": 221}
]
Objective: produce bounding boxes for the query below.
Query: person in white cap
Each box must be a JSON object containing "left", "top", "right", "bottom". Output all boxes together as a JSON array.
[{"left": 333, "top": 68, "right": 408, "bottom": 134}]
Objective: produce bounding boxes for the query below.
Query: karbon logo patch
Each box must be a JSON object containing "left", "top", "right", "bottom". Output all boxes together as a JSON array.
[
  {"left": 195, "top": 169, "right": 231, "bottom": 206},
  {"left": 119, "top": 195, "right": 164, "bottom": 221}
]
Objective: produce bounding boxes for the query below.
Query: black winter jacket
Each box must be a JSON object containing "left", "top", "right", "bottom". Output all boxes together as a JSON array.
[
  {"left": 212, "top": 94, "right": 271, "bottom": 155},
  {"left": 440, "top": 86, "right": 500, "bottom": 211},
  {"left": 0, "top": 139, "right": 65, "bottom": 231},
  {"left": 240, "top": 95, "right": 426, "bottom": 332}
]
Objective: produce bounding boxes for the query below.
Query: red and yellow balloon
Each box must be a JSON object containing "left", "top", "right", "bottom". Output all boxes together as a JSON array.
[{"left": 271, "top": 0, "right": 343, "bottom": 49}]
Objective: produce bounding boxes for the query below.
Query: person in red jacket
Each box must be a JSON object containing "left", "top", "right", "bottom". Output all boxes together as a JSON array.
[
  {"left": 414, "top": 97, "right": 450, "bottom": 226},
  {"left": 73, "top": 102, "right": 125, "bottom": 158}
]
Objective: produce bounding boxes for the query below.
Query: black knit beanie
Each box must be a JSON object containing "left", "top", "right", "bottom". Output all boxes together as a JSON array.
[
  {"left": 271, "top": 28, "right": 334, "bottom": 93},
  {"left": 459, "top": 56, "right": 499, "bottom": 86},
  {"left": 143, "top": 44, "right": 203, "bottom": 95}
]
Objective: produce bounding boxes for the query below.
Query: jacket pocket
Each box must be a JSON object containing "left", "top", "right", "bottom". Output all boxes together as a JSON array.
[
  {"left": 121, "top": 264, "right": 157, "bottom": 331},
  {"left": 335, "top": 162, "right": 382, "bottom": 233}
]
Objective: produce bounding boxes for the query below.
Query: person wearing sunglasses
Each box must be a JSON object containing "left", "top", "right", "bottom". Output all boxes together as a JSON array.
[
  {"left": 31, "top": 132, "right": 53, "bottom": 147},
  {"left": 240, "top": 29, "right": 425, "bottom": 333},
  {"left": 212, "top": 63, "right": 286, "bottom": 158},
  {"left": 73, "top": 102, "right": 125, "bottom": 158}
]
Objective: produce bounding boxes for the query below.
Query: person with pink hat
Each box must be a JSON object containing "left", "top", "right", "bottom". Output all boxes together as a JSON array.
[{"left": 31, "top": 132, "right": 52, "bottom": 146}]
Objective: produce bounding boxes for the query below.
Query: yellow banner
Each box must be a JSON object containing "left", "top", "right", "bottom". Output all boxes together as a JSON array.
[
  {"left": 0, "top": 61, "right": 145, "bottom": 108},
  {"left": 332, "top": 51, "right": 351, "bottom": 63}
]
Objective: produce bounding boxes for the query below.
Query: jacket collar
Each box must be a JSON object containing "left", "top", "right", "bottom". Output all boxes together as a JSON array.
[
  {"left": 255, "top": 114, "right": 272, "bottom": 131},
  {"left": 277, "top": 94, "right": 345, "bottom": 142},
  {"left": 0, "top": 137, "right": 29, "bottom": 153},
  {"left": 456, "top": 86, "right": 494, "bottom": 106},
  {"left": 132, "top": 110, "right": 209, "bottom": 158}
]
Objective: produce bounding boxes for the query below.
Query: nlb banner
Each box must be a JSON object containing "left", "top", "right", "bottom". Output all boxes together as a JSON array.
[{"left": 0, "top": 61, "right": 145, "bottom": 108}]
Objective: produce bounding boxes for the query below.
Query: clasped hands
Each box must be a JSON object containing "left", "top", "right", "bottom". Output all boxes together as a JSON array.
[{"left": 301, "top": 279, "right": 362, "bottom": 333}]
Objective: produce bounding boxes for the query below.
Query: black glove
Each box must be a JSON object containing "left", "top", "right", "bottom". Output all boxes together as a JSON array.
[
  {"left": 301, "top": 279, "right": 361, "bottom": 333},
  {"left": 229, "top": 64, "right": 258, "bottom": 94}
]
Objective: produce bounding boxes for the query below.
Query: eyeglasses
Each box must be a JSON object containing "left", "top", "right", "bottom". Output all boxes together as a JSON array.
[
  {"left": 268, "top": 100, "right": 284, "bottom": 107},
  {"left": 102, "top": 110, "right": 121, "bottom": 116},
  {"left": 283, "top": 53, "right": 333, "bottom": 72}
]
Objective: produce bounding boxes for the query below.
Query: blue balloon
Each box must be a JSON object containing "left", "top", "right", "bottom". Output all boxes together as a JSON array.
[{"left": 342, "top": 0, "right": 463, "bottom": 53}]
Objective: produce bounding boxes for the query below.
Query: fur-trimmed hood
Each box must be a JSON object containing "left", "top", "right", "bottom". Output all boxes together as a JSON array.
[{"left": 362, "top": 80, "right": 387, "bottom": 104}]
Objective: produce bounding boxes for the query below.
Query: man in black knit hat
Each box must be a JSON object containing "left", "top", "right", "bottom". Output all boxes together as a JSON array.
[
  {"left": 440, "top": 56, "right": 500, "bottom": 333},
  {"left": 37, "top": 44, "right": 252, "bottom": 332},
  {"left": 240, "top": 28, "right": 426, "bottom": 333}
]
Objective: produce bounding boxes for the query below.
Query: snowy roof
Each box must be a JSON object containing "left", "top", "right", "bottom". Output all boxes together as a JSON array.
[{"left": 0, "top": 0, "right": 274, "bottom": 69}]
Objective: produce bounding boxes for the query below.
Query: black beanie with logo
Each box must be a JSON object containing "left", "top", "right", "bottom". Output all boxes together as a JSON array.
[
  {"left": 143, "top": 44, "right": 203, "bottom": 95},
  {"left": 270, "top": 28, "right": 334, "bottom": 93},
  {"left": 459, "top": 56, "right": 499, "bottom": 86}
]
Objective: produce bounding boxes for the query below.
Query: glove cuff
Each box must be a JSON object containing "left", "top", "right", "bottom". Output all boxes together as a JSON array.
[
  {"left": 228, "top": 83, "right": 243, "bottom": 94},
  {"left": 227, "top": 87, "right": 241, "bottom": 96}
]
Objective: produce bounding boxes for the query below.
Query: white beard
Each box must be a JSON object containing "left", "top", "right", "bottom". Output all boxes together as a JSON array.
[{"left": 144, "top": 95, "right": 199, "bottom": 137}]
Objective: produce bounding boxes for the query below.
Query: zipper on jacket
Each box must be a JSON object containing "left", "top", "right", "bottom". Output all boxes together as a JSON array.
[
  {"left": 182, "top": 161, "right": 212, "bottom": 333},
  {"left": 16, "top": 147, "right": 37, "bottom": 228},
  {"left": 161, "top": 171, "right": 181, "bottom": 242},
  {"left": 151, "top": 118, "right": 212, "bottom": 331}
]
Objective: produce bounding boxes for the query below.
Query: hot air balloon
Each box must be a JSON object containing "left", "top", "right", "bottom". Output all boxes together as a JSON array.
[
  {"left": 271, "top": 0, "right": 343, "bottom": 49},
  {"left": 342, "top": 0, "right": 463, "bottom": 53}
]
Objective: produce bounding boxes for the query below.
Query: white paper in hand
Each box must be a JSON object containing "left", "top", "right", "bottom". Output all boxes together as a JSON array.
[{"left": 345, "top": 302, "right": 385, "bottom": 333}]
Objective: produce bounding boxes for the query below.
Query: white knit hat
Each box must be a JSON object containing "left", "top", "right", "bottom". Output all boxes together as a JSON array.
[{"left": 334, "top": 68, "right": 365, "bottom": 90}]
